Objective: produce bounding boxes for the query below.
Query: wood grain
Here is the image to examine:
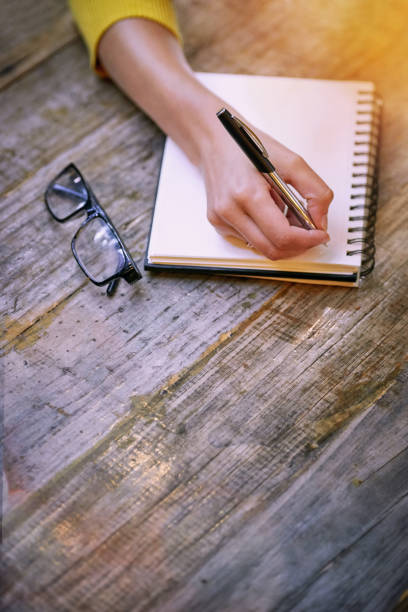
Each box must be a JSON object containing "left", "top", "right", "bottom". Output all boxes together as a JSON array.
[
  {"left": 0, "top": 0, "right": 78, "bottom": 91},
  {"left": 1, "top": 0, "right": 408, "bottom": 610}
]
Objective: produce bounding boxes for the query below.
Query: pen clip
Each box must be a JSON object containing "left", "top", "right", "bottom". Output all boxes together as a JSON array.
[{"left": 232, "top": 116, "right": 269, "bottom": 158}]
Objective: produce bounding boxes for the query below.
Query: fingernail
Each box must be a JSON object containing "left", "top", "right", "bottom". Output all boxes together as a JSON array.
[{"left": 321, "top": 214, "right": 328, "bottom": 232}]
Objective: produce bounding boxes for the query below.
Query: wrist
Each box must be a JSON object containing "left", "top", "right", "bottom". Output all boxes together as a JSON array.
[{"left": 163, "top": 75, "right": 227, "bottom": 167}]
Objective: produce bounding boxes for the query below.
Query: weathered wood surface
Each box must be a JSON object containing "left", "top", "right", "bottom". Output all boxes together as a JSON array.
[
  {"left": 0, "top": 0, "right": 77, "bottom": 91},
  {"left": 1, "top": 0, "right": 408, "bottom": 610}
]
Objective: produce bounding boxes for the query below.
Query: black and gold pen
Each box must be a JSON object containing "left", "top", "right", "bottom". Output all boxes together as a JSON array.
[{"left": 216, "top": 108, "right": 317, "bottom": 230}]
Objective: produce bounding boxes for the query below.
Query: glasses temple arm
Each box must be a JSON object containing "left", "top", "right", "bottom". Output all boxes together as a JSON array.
[{"left": 106, "top": 278, "right": 120, "bottom": 297}]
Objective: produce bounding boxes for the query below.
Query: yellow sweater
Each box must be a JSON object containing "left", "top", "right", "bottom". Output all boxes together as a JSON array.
[{"left": 69, "top": 0, "right": 180, "bottom": 75}]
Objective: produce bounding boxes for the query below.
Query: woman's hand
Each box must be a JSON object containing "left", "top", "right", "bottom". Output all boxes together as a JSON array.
[
  {"left": 99, "top": 18, "right": 333, "bottom": 261},
  {"left": 201, "top": 124, "right": 332, "bottom": 260}
]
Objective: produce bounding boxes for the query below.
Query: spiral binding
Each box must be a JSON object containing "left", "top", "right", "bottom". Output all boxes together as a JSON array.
[{"left": 347, "top": 90, "right": 382, "bottom": 277}]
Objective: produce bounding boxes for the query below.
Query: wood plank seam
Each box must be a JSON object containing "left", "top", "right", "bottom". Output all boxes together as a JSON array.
[
  {"left": 0, "top": 12, "right": 79, "bottom": 92},
  {"left": 276, "top": 490, "right": 408, "bottom": 611},
  {"left": 3, "top": 285, "right": 291, "bottom": 532},
  {"left": 1, "top": 285, "right": 85, "bottom": 353}
]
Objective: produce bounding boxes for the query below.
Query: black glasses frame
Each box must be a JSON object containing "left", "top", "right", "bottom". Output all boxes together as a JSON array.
[{"left": 45, "top": 163, "right": 142, "bottom": 296}]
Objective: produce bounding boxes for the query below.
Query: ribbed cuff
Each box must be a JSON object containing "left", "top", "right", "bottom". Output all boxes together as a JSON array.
[{"left": 69, "top": 0, "right": 181, "bottom": 76}]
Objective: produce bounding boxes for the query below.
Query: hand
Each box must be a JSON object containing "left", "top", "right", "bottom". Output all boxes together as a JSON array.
[{"left": 201, "top": 123, "right": 333, "bottom": 260}]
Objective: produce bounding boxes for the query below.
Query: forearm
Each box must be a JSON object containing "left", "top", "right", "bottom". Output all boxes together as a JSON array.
[{"left": 98, "top": 18, "right": 223, "bottom": 166}]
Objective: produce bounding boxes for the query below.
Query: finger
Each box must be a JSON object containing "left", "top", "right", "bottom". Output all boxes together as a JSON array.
[
  {"left": 213, "top": 224, "right": 245, "bottom": 243},
  {"left": 212, "top": 185, "right": 297, "bottom": 257},
  {"left": 280, "top": 154, "right": 333, "bottom": 231},
  {"left": 213, "top": 214, "right": 277, "bottom": 256},
  {"left": 219, "top": 210, "right": 326, "bottom": 260},
  {"left": 245, "top": 188, "right": 329, "bottom": 252}
]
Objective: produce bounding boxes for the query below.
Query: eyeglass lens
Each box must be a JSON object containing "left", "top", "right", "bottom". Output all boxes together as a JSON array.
[
  {"left": 47, "top": 166, "right": 88, "bottom": 220},
  {"left": 74, "top": 217, "right": 125, "bottom": 283}
]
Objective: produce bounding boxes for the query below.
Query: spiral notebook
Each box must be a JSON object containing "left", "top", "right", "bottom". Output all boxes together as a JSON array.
[{"left": 145, "top": 73, "right": 381, "bottom": 287}]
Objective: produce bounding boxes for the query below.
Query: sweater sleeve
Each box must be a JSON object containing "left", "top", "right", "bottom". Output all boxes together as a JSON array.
[{"left": 68, "top": 0, "right": 181, "bottom": 76}]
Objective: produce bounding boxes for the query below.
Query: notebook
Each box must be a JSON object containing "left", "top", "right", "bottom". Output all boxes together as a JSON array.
[{"left": 145, "top": 73, "right": 381, "bottom": 287}]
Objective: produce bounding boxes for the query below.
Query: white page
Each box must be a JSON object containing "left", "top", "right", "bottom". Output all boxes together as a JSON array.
[{"left": 148, "top": 74, "right": 374, "bottom": 271}]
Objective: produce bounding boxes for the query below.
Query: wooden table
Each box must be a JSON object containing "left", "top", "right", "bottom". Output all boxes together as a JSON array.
[{"left": 1, "top": 1, "right": 408, "bottom": 610}]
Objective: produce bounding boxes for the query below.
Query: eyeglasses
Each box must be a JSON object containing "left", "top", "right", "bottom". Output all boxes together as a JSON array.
[{"left": 45, "top": 163, "right": 142, "bottom": 296}]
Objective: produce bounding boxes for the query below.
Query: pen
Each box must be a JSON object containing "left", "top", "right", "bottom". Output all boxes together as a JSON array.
[{"left": 216, "top": 108, "right": 317, "bottom": 230}]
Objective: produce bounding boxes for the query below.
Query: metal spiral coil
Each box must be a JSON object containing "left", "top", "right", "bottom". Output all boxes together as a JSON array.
[{"left": 346, "top": 91, "right": 382, "bottom": 277}]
